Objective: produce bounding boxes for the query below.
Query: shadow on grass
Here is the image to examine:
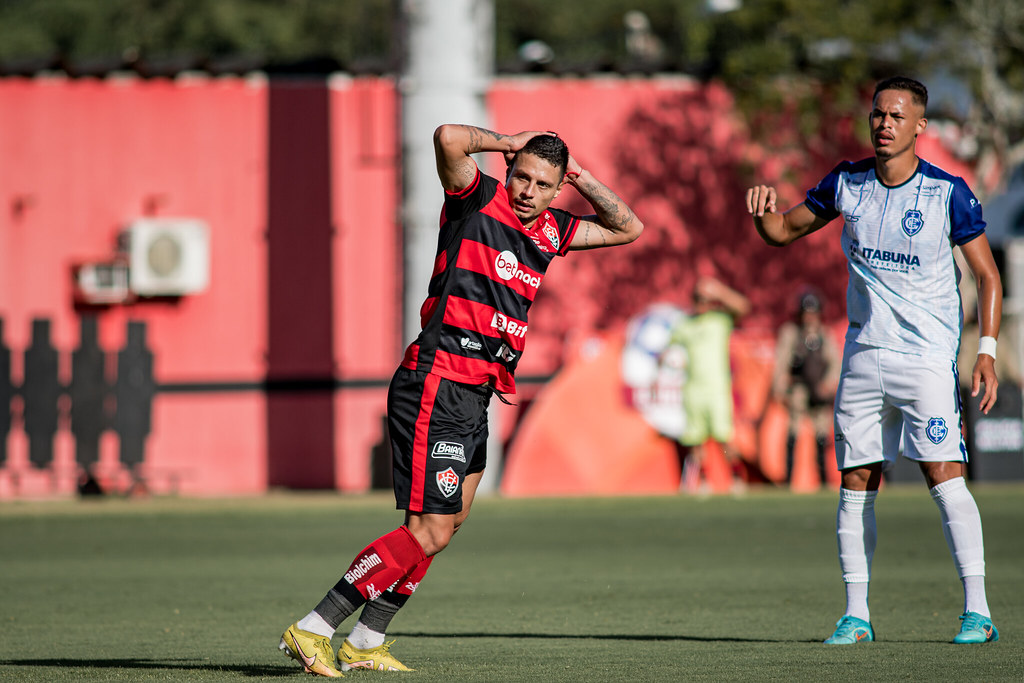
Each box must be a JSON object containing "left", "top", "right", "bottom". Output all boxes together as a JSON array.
[
  {"left": 393, "top": 631, "right": 819, "bottom": 644},
  {"left": 0, "top": 658, "right": 296, "bottom": 677}
]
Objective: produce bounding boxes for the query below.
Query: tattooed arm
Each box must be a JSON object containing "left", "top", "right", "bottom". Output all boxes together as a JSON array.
[
  {"left": 566, "top": 156, "right": 644, "bottom": 249},
  {"left": 433, "top": 124, "right": 547, "bottom": 193}
]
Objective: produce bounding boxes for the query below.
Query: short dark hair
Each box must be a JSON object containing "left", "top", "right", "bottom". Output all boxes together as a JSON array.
[
  {"left": 874, "top": 76, "right": 928, "bottom": 111},
  {"left": 513, "top": 135, "right": 569, "bottom": 176}
]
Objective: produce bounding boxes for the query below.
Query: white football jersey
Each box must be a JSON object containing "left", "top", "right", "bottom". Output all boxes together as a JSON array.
[{"left": 805, "top": 158, "right": 986, "bottom": 359}]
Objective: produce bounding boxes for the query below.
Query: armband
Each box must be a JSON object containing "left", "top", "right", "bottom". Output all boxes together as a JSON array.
[{"left": 977, "top": 336, "right": 997, "bottom": 359}]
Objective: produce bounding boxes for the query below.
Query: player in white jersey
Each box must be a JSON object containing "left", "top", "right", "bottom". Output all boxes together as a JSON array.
[{"left": 746, "top": 76, "right": 1002, "bottom": 645}]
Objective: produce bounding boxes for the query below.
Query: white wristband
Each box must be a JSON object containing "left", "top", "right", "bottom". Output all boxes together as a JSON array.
[{"left": 977, "top": 336, "right": 997, "bottom": 359}]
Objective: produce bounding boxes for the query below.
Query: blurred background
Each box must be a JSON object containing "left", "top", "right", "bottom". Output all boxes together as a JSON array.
[{"left": 1, "top": 0, "right": 1022, "bottom": 500}]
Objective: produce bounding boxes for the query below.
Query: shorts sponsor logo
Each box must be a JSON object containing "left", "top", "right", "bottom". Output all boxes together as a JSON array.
[
  {"left": 366, "top": 583, "right": 383, "bottom": 601},
  {"left": 460, "top": 337, "right": 482, "bottom": 351},
  {"left": 926, "top": 417, "right": 948, "bottom": 444},
  {"left": 431, "top": 441, "right": 466, "bottom": 463},
  {"left": 494, "top": 250, "right": 540, "bottom": 288},
  {"left": 491, "top": 311, "right": 527, "bottom": 338},
  {"left": 436, "top": 467, "right": 459, "bottom": 498},
  {"left": 344, "top": 552, "right": 382, "bottom": 584},
  {"left": 901, "top": 209, "right": 924, "bottom": 236}
]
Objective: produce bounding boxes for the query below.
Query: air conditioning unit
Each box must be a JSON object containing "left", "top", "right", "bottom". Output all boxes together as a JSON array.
[
  {"left": 72, "top": 261, "right": 131, "bottom": 304},
  {"left": 124, "top": 218, "right": 210, "bottom": 296}
]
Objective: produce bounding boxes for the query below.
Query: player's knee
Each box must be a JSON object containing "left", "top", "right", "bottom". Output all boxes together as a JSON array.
[{"left": 407, "top": 519, "right": 456, "bottom": 556}]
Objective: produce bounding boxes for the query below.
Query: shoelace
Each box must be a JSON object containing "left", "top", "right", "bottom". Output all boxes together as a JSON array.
[
  {"left": 959, "top": 613, "right": 987, "bottom": 631},
  {"left": 835, "top": 616, "right": 866, "bottom": 635}
]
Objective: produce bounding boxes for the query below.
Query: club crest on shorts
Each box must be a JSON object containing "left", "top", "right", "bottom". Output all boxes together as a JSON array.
[
  {"left": 436, "top": 467, "right": 459, "bottom": 498},
  {"left": 902, "top": 209, "right": 924, "bottom": 236},
  {"left": 926, "top": 417, "right": 948, "bottom": 444}
]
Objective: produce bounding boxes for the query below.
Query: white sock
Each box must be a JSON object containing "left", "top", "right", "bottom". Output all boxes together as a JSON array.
[
  {"left": 930, "top": 477, "right": 989, "bottom": 617},
  {"left": 297, "top": 611, "right": 335, "bottom": 639},
  {"left": 843, "top": 582, "right": 870, "bottom": 622},
  {"left": 836, "top": 488, "right": 877, "bottom": 621},
  {"left": 347, "top": 620, "right": 386, "bottom": 650}
]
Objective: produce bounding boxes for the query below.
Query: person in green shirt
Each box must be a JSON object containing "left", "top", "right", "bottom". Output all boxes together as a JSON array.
[{"left": 672, "top": 276, "right": 751, "bottom": 492}]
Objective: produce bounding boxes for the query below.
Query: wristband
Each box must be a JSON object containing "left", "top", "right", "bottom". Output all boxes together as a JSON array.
[{"left": 977, "top": 336, "right": 997, "bottom": 359}]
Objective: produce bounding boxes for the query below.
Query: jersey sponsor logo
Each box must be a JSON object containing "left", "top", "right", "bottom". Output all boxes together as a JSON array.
[
  {"left": 902, "top": 209, "right": 924, "bottom": 236},
  {"left": 491, "top": 311, "right": 527, "bottom": 338},
  {"left": 431, "top": 441, "right": 467, "bottom": 463},
  {"left": 850, "top": 240, "right": 921, "bottom": 269},
  {"left": 920, "top": 184, "right": 943, "bottom": 197},
  {"left": 494, "top": 250, "right": 541, "bottom": 288},
  {"left": 844, "top": 213, "right": 860, "bottom": 223},
  {"left": 460, "top": 337, "right": 482, "bottom": 352},
  {"left": 436, "top": 467, "right": 459, "bottom": 498},
  {"left": 496, "top": 343, "right": 517, "bottom": 363},
  {"left": 926, "top": 417, "right": 948, "bottom": 444},
  {"left": 344, "top": 552, "right": 383, "bottom": 584}
]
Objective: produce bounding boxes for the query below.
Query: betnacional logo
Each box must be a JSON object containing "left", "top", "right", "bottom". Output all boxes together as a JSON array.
[
  {"left": 494, "top": 250, "right": 540, "bottom": 288},
  {"left": 436, "top": 467, "right": 459, "bottom": 498}
]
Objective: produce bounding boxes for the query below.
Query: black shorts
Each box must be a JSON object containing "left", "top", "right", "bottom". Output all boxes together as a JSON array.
[{"left": 388, "top": 367, "right": 490, "bottom": 514}]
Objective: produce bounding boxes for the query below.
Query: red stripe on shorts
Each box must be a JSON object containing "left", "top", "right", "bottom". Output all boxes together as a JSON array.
[{"left": 410, "top": 373, "right": 442, "bottom": 511}]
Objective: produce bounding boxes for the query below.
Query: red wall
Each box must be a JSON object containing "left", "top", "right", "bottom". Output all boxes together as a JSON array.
[{"left": 3, "top": 73, "right": 897, "bottom": 498}]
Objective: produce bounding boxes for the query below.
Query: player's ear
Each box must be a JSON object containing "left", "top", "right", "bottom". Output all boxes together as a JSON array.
[{"left": 915, "top": 116, "right": 928, "bottom": 137}]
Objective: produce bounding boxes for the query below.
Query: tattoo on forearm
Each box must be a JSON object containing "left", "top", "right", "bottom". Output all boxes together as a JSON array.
[
  {"left": 466, "top": 126, "right": 504, "bottom": 154},
  {"left": 586, "top": 182, "right": 637, "bottom": 232}
]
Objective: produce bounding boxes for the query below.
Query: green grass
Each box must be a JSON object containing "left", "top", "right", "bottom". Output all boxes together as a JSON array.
[{"left": 1, "top": 485, "right": 1022, "bottom": 681}]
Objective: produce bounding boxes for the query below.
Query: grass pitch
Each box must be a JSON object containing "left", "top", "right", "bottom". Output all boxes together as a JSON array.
[{"left": 1, "top": 485, "right": 1021, "bottom": 681}]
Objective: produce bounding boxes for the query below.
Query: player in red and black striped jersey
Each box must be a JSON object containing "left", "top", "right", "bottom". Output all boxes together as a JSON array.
[{"left": 279, "top": 125, "right": 644, "bottom": 675}]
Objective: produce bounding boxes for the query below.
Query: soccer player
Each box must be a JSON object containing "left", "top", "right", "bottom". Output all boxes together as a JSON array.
[
  {"left": 279, "top": 124, "right": 643, "bottom": 676},
  {"left": 746, "top": 76, "right": 1002, "bottom": 645}
]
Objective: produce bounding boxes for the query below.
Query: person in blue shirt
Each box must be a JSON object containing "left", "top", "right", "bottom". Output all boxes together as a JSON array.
[{"left": 746, "top": 76, "right": 1002, "bottom": 646}]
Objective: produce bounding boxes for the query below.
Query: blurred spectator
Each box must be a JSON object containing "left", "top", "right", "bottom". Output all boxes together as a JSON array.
[
  {"left": 671, "top": 276, "right": 751, "bottom": 492},
  {"left": 771, "top": 290, "right": 840, "bottom": 487}
]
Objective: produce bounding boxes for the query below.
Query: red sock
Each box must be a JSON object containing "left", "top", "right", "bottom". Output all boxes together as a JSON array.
[
  {"left": 394, "top": 555, "right": 434, "bottom": 598},
  {"left": 342, "top": 526, "right": 426, "bottom": 602}
]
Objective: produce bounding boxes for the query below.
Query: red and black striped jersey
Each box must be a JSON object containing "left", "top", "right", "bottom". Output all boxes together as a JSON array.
[{"left": 401, "top": 169, "right": 580, "bottom": 393}]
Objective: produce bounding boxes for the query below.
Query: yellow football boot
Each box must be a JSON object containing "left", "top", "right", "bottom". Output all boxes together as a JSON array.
[
  {"left": 338, "top": 639, "right": 414, "bottom": 672},
  {"left": 279, "top": 623, "right": 344, "bottom": 677}
]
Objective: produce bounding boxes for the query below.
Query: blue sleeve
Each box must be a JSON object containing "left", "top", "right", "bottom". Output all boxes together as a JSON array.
[
  {"left": 804, "top": 163, "right": 844, "bottom": 221},
  {"left": 949, "top": 177, "right": 985, "bottom": 246}
]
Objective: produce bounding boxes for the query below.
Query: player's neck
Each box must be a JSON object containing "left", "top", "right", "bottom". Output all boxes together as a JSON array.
[{"left": 874, "top": 152, "right": 920, "bottom": 187}]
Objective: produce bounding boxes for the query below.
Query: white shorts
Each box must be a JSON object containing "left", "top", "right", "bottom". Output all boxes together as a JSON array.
[{"left": 833, "top": 342, "right": 967, "bottom": 470}]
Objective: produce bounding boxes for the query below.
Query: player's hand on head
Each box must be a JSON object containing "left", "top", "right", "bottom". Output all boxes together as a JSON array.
[
  {"left": 746, "top": 185, "right": 777, "bottom": 217},
  {"left": 565, "top": 153, "right": 583, "bottom": 183}
]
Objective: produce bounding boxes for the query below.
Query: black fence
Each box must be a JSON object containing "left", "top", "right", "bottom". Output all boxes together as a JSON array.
[{"left": 0, "top": 316, "right": 154, "bottom": 478}]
